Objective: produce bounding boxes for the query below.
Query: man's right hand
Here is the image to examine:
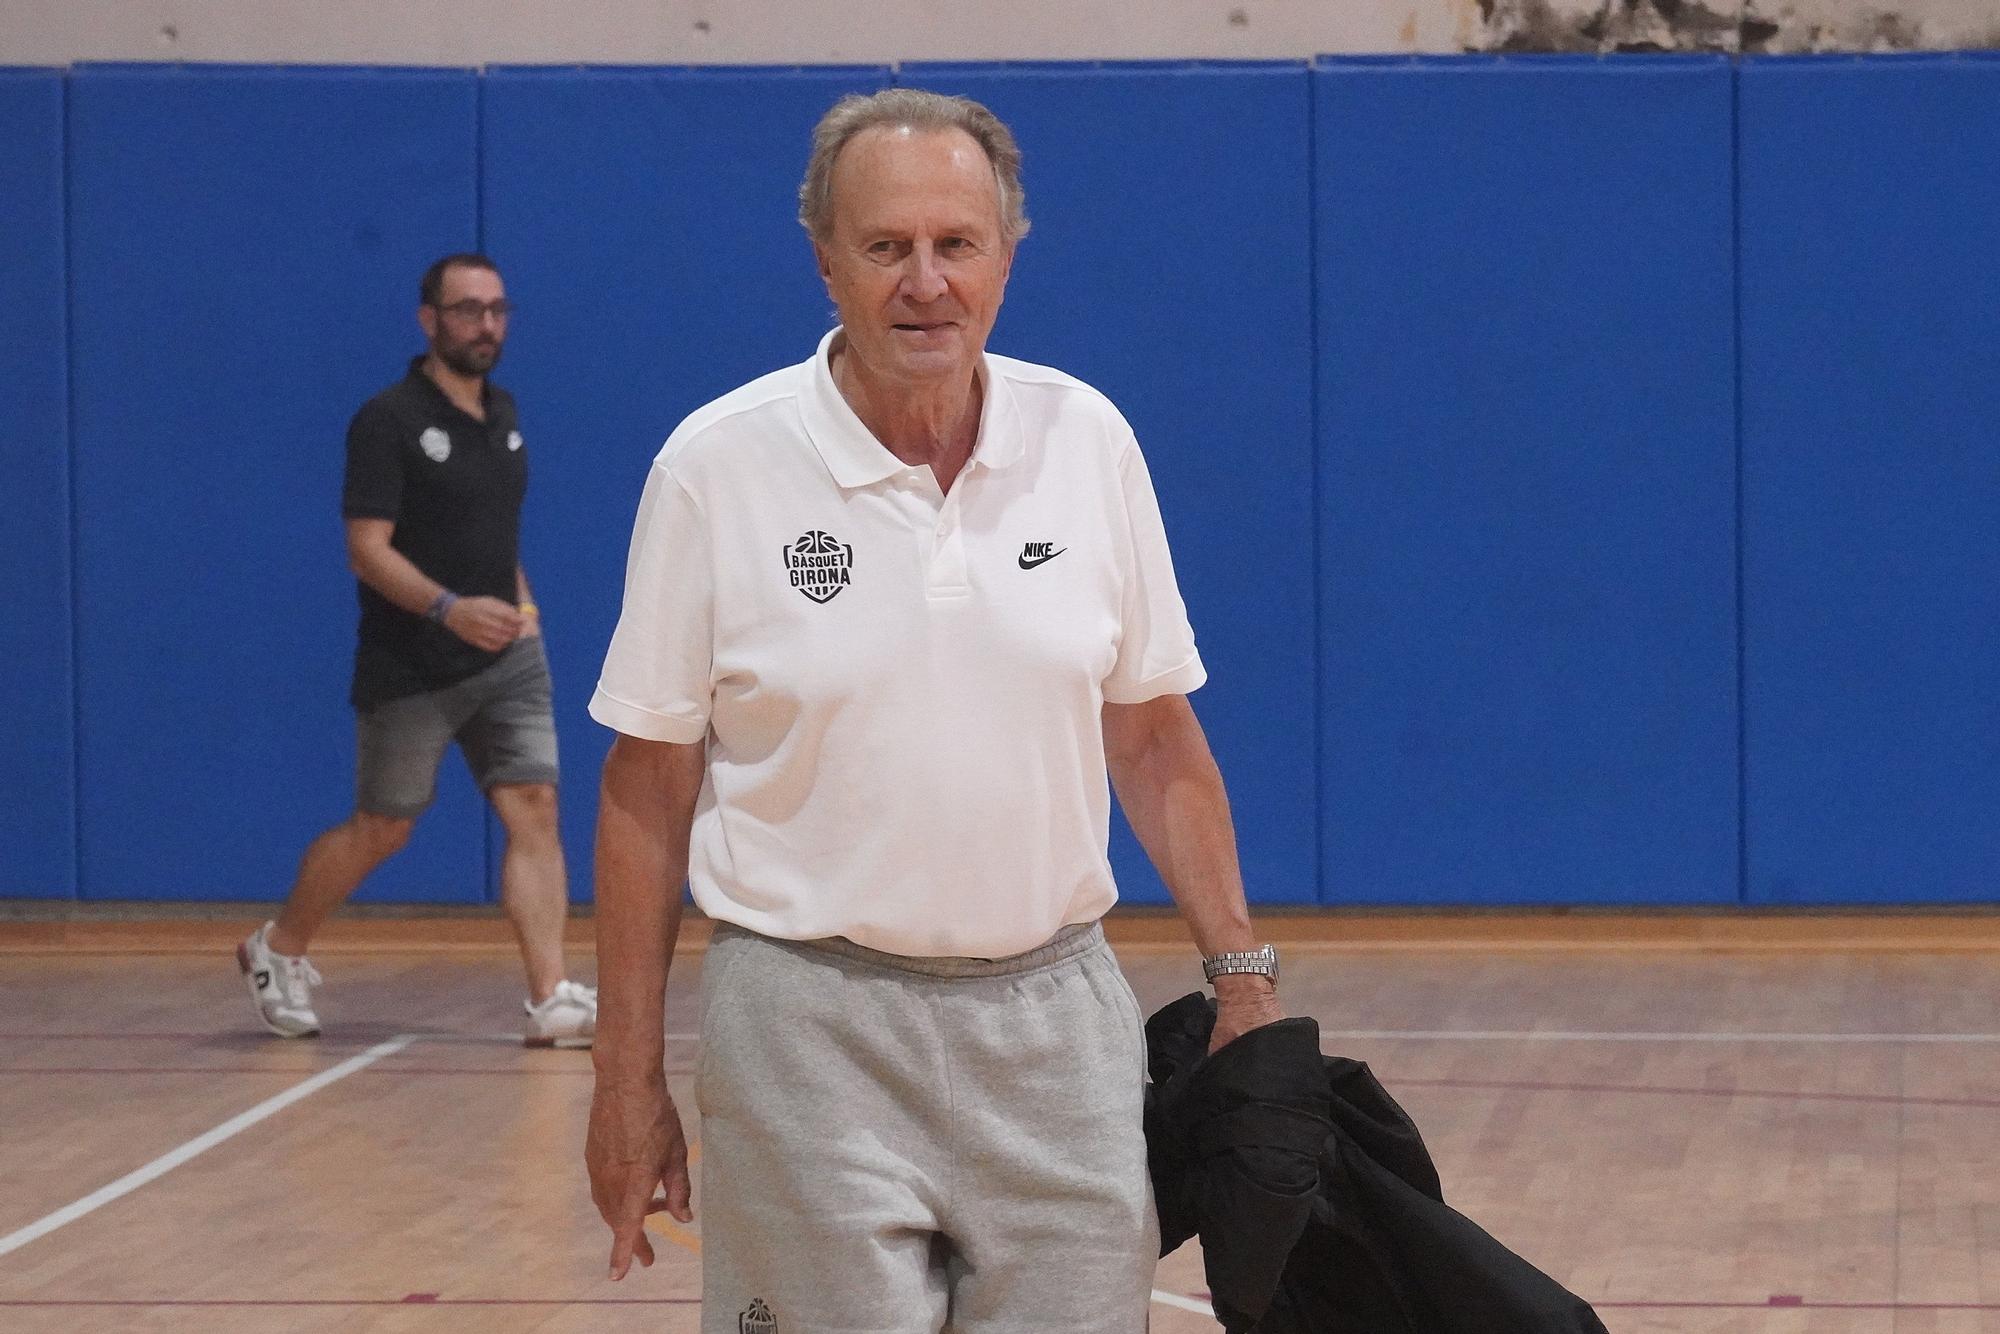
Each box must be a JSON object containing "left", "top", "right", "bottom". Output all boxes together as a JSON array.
[
  {"left": 442, "top": 595, "right": 523, "bottom": 652},
  {"left": 586, "top": 1074, "right": 693, "bottom": 1280}
]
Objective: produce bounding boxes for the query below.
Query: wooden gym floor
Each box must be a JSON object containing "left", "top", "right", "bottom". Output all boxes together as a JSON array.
[{"left": 0, "top": 911, "right": 1996, "bottom": 1333}]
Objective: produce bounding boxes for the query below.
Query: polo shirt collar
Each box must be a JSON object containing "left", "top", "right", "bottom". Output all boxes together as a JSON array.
[
  {"left": 405, "top": 355, "right": 497, "bottom": 425},
  {"left": 800, "top": 327, "right": 1023, "bottom": 490}
]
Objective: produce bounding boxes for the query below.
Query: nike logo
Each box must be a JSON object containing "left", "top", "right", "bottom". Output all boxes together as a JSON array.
[{"left": 1018, "top": 542, "right": 1066, "bottom": 570}]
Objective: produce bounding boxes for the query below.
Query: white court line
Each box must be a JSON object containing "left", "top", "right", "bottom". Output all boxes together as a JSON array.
[
  {"left": 0, "top": 1033, "right": 417, "bottom": 1259},
  {"left": 1151, "top": 1289, "right": 1216, "bottom": 1316},
  {"left": 1320, "top": 1029, "right": 2000, "bottom": 1044}
]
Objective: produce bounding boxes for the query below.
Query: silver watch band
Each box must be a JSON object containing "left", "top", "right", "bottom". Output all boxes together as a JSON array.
[{"left": 1201, "top": 943, "right": 1279, "bottom": 984}]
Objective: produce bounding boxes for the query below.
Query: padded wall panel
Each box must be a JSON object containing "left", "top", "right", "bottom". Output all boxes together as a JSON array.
[
  {"left": 1740, "top": 56, "right": 2000, "bottom": 904},
  {"left": 69, "top": 65, "right": 487, "bottom": 901},
  {"left": 481, "top": 66, "right": 889, "bottom": 900},
  {"left": 1315, "top": 57, "right": 1739, "bottom": 904},
  {"left": 900, "top": 63, "right": 1318, "bottom": 905},
  {"left": 0, "top": 69, "right": 75, "bottom": 898}
]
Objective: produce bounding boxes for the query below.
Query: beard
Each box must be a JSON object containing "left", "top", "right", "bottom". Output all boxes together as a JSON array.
[{"left": 435, "top": 334, "right": 502, "bottom": 377}]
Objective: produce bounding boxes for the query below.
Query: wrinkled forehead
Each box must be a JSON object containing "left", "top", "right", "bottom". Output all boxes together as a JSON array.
[{"left": 828, "top": 125, "right": 1002, "bottom": 233}]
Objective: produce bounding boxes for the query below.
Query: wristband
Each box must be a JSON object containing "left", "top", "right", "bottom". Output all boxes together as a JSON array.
[{"left": 426, "top": 591, "right": 459, "bottom": 623}]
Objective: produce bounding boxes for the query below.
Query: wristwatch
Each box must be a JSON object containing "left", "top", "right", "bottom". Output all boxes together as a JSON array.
[{"left": 1201, "top": 943, "right": 1279, "bottom": 985}]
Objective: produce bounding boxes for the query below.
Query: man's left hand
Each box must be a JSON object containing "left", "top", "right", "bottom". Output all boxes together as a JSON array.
[{"left": 1208, "top": 975, "right": 1284, "bottom": 1054}]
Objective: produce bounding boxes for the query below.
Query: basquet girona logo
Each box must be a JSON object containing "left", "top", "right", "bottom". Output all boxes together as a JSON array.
[{"left": 781, "top": 529, "right": 854, "bottom": 603}]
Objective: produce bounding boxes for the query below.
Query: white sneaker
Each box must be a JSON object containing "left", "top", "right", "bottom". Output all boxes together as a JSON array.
[
  {"left": 236, "top": 921, "right": 322, "bottom": 1038},
  {"left": 524, "top": 979, "right": 596, "bottom": 1048}
]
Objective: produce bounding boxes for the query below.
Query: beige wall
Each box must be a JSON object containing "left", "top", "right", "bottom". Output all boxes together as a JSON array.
[{"left": 2, "top": 0, "right": 1995, "bottom": 65}]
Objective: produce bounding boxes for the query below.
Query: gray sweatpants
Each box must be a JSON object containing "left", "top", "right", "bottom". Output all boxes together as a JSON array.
[{"left": 696, "top": 921, "right": 1157, "bottom": 1334}]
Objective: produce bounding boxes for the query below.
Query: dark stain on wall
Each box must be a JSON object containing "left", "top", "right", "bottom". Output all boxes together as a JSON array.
[
  {"left": 1472, "top": 1, "right": 1998, "bottom": 53},
  {"left": 1738, "top": 16, "right": 1783, "bottom": 50},
  {"left": 1483, "top": 0, "right": 1599, "bottom": 53}
]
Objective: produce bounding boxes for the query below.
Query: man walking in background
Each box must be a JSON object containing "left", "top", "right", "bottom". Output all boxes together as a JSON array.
[{"left": 236, "top": 253, "right": 595, "bottom": 1048}]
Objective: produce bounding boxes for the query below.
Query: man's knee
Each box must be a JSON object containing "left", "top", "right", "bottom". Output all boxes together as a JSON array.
[
  {"left": 490, "top": 782, "right": 559, "bottom": 838},
  {"left": 348, "top": 810, "right": 415, "bottom": 858}
]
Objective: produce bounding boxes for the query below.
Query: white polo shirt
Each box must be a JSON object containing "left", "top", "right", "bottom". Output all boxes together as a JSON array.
[{"left": 590, "top": 327, "right": 1205, "bottom": 958}]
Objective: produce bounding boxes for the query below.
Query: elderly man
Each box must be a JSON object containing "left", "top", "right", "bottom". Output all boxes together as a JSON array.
[{"left": 585, "top": 90, "right": 1281, "bottom": 1332}]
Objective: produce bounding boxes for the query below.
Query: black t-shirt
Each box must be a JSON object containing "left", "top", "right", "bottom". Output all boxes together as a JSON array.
[{"left": 342, "top": 358, "right": 528, "bottom": 707}]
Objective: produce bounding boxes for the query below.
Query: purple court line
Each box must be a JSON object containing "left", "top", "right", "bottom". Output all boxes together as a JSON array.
[
  {"left": 0, "top": 1065, "right": 690, "bottom": 1077},
  {"left": 1392, "top": 1076, "right": 2000, "bottom": 1112},
  {"left": 0, "top": 1032, "right": 281, "bottom": 1042},
  {"left": 0, "top": 1032, "right": 499, "bottom": 1042},
  {"left": 0, "top": 1031, "right": 705, "bottom": 1041},
  {"left": 0, "top": 1066, "right": 589, "bottom": 1076},
  {"left": 0, "top": 1298, "right": 702, "bottom": 1307},
  {"left": 1594, "top": 1300, "right": 2000, "bottom": 1311},
  {"left": 7, "top": 1069, "right": 1990, "bottom": 1109},
  {"left": 5, "top": 1296, "right": 1995, "bottom": 1313},
  {"left": 3, "top": 1072, "right": 1984, "bottom": 1112}
]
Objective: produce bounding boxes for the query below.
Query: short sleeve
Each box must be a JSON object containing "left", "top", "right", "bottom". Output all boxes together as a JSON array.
[
  {"left": 1101, "top": 433, "right": 1207, "bottom": 704},
  {"left": 341, "top": 399, "right": 403, "bottom": 521},
  {"left": 589, "top": 460, "right": 714, "bottom": 743}
]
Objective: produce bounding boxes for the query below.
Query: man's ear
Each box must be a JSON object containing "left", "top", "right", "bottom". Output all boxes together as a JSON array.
[{"left": 417, "top": 303, "right": 438, "bottom": 342}]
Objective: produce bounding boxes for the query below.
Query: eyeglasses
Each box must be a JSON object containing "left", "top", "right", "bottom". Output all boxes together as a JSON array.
[{"left": 432, "top": 299, "right": 515, "bottom": 322}]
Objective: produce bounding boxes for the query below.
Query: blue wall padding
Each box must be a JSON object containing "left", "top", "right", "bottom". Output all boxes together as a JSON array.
[
  {"left": 1314, "top": 57, "right": 1741, "bottom": 904},
  {"left": 15, "top": 58, "right": 1996, "bottom": 910},
  {"left": 1739, "top": 57, "right": 2000, "bottom": 904},
  {"left": 899, "top": 63, "right": 1320, "bottom": 905},
  {"left": 0, "top": 70, "right": 76, "bottom": 899},
  {"left": 68, "top": 66, "right": 490, "bottom": 901},
  {"left": 480, "top": 66, "right": 891, "bottom": 901}
]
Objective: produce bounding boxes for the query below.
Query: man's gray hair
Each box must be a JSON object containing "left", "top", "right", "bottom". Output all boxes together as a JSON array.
[{"left": 798, "top": 89, "right": 1031, "bottom": 244}]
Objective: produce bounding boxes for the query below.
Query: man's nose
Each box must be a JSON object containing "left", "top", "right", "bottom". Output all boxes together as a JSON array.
[{"left": 901, "top": 246, "right": 948, "bottom": 302}]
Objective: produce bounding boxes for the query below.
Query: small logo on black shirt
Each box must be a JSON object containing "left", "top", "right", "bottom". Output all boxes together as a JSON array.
[
  {"left": 739, "top": 1298, "right": 777, "bottom": 1332},
  {"left": 507, "top": 430, "right": 523, "bottom": 452},
  {"left": 1018, "top": 541, "right": 1066, "bottom": 570},
  {"left": 419, "top": 427, "right": 451, "bottom": 463},
  {"left": 782, "top": 530, "right": 854, "bottom": 604}
]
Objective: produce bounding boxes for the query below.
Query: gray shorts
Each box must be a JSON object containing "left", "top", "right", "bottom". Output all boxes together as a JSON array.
[
  {"left": 355, "top": 637, "right": 560, "bottom": 818},
  {"left": 696, "top": 921, "right": 1156, "bottom": 1334}
]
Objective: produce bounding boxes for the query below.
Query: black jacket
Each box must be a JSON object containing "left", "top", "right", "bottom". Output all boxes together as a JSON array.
[{"left": 1144, "top": 994, "right": 1608, "bottom": 1334}]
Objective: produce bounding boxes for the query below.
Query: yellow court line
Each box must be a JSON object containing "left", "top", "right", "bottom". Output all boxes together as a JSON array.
[{"left": 643, "top": 1139, "right": 703, "bottom": 1254}]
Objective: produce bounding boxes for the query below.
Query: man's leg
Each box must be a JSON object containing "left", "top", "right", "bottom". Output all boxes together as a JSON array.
[
  {"left": 268, "top": 687, "right": 456, "bottom": 954},
  {"left": 244, "top": 812, "right": 409, "bottom": 1035},
  {"left": 267, "top": 811, "right": 415, "bottom": 956},
  {"left": 487, "top": 781, "right": 567, "bottom": 1003},
  {"left": 237, "top": 689, "right": 452, "bottom": 1036},
  {"left": 456, "top": 638, "right": 580, "bottom": 1035},
  {"left": 936, "top": 929, "right": 1156, "bottom": 1334},
  {"left": 698, "top": 926, "right": 951, "bottom": 1334}
]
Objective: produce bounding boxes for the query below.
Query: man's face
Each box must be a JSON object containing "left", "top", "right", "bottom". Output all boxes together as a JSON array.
[
  {"left": 814, "top": 126, "right": 1014, "bottom": 391},
  {"left": 419, "top": 264, "right": 508, "bottom": 376}
]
